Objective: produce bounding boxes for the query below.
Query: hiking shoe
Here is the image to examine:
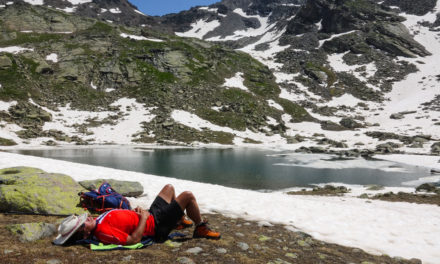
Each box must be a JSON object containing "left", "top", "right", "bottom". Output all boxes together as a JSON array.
[
  {"left": 193, "top": 221, "right": 221, "bottom": 239},
  {"left": 175, "top": 217, "right": 193, "bottom": 230}
]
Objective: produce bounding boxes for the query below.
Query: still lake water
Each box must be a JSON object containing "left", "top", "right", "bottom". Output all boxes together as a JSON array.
[{"left": 10, "top": 147, "right": 430, "bottom": 190}]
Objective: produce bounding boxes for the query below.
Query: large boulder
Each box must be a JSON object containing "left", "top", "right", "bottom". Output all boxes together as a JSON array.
[
  {"left": 6, "top": 222, "right": 56, "bottom": 242},
  {"left": 0, "top": 55, "right": 13, "bottom": 69},
  {"left": 0, "top": 167, "right": 84, "bottom": 215},
  {"left": 78, "top": 179, "right": 144, "bottom": 197}
]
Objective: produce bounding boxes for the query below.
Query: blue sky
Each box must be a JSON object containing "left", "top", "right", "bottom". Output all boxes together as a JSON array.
[{"left": 129, "top": 0, "right": 221, "bottom": 16}]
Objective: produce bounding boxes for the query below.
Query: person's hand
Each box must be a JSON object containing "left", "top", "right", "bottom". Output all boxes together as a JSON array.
[{"left": 134, "top": 206, "right": 149, "bottom": 219}]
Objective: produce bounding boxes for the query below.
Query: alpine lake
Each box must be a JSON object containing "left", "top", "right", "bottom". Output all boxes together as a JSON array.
[{"left": 9, "top": 147, "right": 431, "bottom": 191}]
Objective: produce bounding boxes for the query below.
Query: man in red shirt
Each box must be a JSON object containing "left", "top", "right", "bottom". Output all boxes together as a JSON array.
[{"left": 54, "top": 184, "right": 220, "bottom": 245}]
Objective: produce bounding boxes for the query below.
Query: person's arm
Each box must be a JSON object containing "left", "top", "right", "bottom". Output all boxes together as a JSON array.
[{"left": 125, "top": 207, "right": 150, "bottom": 245}]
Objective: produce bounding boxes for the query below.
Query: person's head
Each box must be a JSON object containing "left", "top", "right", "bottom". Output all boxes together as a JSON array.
[{"left": 53, "top": 213, "right": 96, "bottom": 245}]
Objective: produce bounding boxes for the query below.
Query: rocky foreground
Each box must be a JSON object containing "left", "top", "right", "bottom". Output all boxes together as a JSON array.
[
  {"left": 0, "top": 166, "right": 434, "bottom": 263},
  {"left": 0, "top": 212, "right": 423, "bottom": 264}
]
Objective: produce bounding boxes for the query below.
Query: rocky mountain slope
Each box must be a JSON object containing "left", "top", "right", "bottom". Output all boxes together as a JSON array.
[{"left": 0, "top": 0, "right": 439, "bottom": 156}]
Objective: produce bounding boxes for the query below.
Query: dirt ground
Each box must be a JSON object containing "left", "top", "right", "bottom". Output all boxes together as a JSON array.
[{"left": 0, "top": 213, "right": 422, "bottom": 264}]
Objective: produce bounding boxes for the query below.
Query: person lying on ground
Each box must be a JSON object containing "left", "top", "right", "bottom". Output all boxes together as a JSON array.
[{"left": 53, "top": 184, "right": 221, "bottom": 245}]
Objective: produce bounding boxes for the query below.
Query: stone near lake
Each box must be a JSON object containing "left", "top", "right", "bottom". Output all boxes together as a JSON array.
[
  {"left": 297, "top": 240, "right": 310, "bottom": 247},
  {"left": 237, "top": 242, "right": 249, "bottom": 251},
  {"left": 285, "top": 253, "right": 298, "bottom": 259},
  {"left": 366, "top": 184, "right": 384, "bottom": 191},
  {"left": 216, "top": 248, "right": 227, "bottom": 254},
  {"left": 0, "top": 167, "right": 84, "bottom": 215},
  {"left": 164, "top": 240, "right": 182, "bottom": 248},
  {"left": 258, "top": 221, "right": 273, "bottom": 227},
  {"left": 415, "top": 183, "right": 437, "bottom": 193},
  {"left": 6, "top": 222, "right": 56, "bottom": 242},
  {"left": 46, "top": 259, "right": 62, "bottom": 264},
  {"left": 235, "top": 232, "right": 245, "bottom": 237},
  {"left": 185, "top": 247, "right": 203, "bottom": 254},
  {"left": 177, "top": 257, "right": 195, "bottom": 264},
  {"left": 78, "top": 179, "right": 144, "bottom": 197},
  {"left": 122, "top": 255, "right": 132, "bottom": 262},
  {"left": 259, "top": 235, "right": 271, "bottom": 242},
  {"left": 268, "top": 258, "right": 292, "bottom": 264}
]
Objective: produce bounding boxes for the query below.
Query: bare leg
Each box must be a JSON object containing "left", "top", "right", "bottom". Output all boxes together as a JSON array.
[
  {"left": 175, "top": 191, "right": 202, "bottom": 225},
  {"left": 157, "top": 184, "right": 176, "bottom": 204}
]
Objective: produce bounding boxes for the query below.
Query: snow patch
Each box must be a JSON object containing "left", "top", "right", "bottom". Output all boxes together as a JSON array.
[
  {"left": 109, "top": 8, "right": 122, "bottom": 14},
  {"left": 58, "top": 7, "right": 76, "bottom": 13},
  {"left": 66, "top": 0, "right": 92, "bottom": 5},
  {"left": 0, "top": 100, "right": 17, "bottom": 112},
  {"left": 175, "top": 19, "right": 221, "bottom": 39},
  {"left": 267, "top": 99, "right": 283, "bottom": 111},
  {"left": 223, "top": 72, "right": 248, "bottom": 91},
  {"left": 199, "top": 7, "right": 218, "bottom": 13},
  {"left": 120, "top": 33, "right": 163, "bottom": 42},
  {"left": 318, "top": 30, "right": 358, "bottom": 48},
  {"left": 22, "top": 0, "right": 43, "bottom": 5},
  {"left": 0, "top": 46, "right": 34, "bottom": 54},
  {"left": 45, "top": 53, "right": 58, "bottom": 63},
  {"left": 134, "top": 9, "right": 147, "bottom": 16}
]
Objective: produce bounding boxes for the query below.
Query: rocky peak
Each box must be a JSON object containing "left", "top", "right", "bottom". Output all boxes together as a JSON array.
[{"left": 0, "top": 0, "right": 157, "bottom": 27}]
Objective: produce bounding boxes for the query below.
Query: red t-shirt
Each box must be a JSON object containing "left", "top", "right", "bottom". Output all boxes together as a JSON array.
[{"left": 93, "top": 209, "right": 155, "bottom": 245}]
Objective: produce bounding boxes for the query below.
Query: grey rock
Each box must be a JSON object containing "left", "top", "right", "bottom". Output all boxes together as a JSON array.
[
  {"left": 415, "top": 183, "right": 437, "bottom": 192},
  {"left": 366, "top": 185, "right": 384, "bottom": 191},
  {"left": 122, "top": 255, "right": 133, "bottom": 262},
  {"left": 0, "top": 167, "right": 84, "bottom": 215},
  {"left": 431, "top": 142, "right": 440, "bottom": 154},
  {"left": 268, "top": 258, "right": 292, "bottom": 264},
  {"left": 257, "top": 221, "right": 273, "bottom": 227},
  {"left": 0, "top": 55, "right": 12, "bottom": 69},
  {"left": 6, "top": 222, "right": 56, "bottom": 242},
  {"left": 390, "top": 113, "right": 404, "bottom": 119},
  {"left": 79, "top": 179, "right": 144, "bottom": 197},
  {"left": 177, "top": 257, "right": 195, "bottom": 264},
  {"left": 237, "top": 242, "right": 249, "bottom": 251},
  {"left": 339, "top": 118, "right": 363, "bottom": 129},
  {"left": 216, "top": 248, "right": 227, "bottom": 254},
  {"left": 185, "top": 247, "right": 203, "bottom": 254},
  {"left": 46, "top": 260, "right": 62, "bottom": 264}
]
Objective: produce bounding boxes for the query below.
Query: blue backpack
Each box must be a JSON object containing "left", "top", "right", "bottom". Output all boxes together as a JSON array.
[{"left": 79, "top": 182, "right": 131, "bottom": 213}]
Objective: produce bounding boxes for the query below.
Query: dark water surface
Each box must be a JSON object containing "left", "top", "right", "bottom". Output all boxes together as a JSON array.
[{"left": 9, "top": 147, "right": 430, "bottom": 190}]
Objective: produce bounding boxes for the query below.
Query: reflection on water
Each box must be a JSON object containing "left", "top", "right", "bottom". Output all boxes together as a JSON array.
[{"left": 9, "top": 147, "right": 430, "bottom": 190}]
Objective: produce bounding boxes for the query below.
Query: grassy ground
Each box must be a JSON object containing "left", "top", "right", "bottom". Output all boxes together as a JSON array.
[{"left": 0, "top": 213, "right": 421, "bottom": 264}]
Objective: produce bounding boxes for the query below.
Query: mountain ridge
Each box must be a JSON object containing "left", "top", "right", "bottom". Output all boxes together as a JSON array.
[{"left": 0, "top": 0, "right": 439, "bottom": 156}]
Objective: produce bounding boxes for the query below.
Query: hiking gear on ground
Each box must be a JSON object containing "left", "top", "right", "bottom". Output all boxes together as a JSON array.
[
  {"left": 176, "top": 216, "right": 193, "bottom": 230},
  {"left": 79, "top": 182, "right": 131, "bottom": 213},
  {"left": 76, "top": 232, "right": 185, "bottom": 250},
  {"left": 193, "top": 221, "right": 221, "bottom": 239},
  {"left": 53, "top": 213, "right": 88, "bottom": 245}
]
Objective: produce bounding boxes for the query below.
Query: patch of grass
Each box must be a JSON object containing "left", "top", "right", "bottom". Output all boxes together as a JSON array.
[
  {"left": 0, "top": 32, "right": 63, "bottom": 46},
  {"left": 275, "top": 98, "right": 312, "bottom": 122},
  {"left": 305, "top": 61, "right": 337, "bottom": 87},
  {"left": 196, "top": 108, "right": 247, "bottom": 131},
  {"left": 84, "top": 21, "right": 114, "bottom": 35},
  {"left": 0, "top": 57, "right": 30, "bottom": 100}
]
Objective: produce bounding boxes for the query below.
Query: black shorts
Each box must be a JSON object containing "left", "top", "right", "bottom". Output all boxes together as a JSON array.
[{"left": 149, "top": 196, "right": 184, "bottom": 242}]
